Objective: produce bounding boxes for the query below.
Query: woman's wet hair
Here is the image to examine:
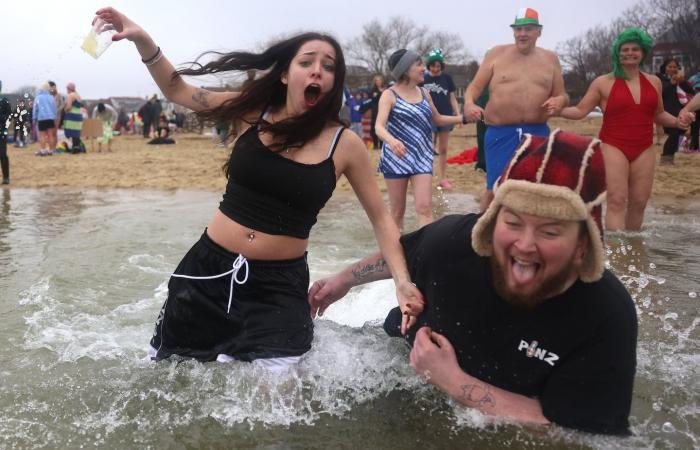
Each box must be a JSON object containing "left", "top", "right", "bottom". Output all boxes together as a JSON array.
[{"left": 175, "top": 32, "right": 346, "bottom": 161}]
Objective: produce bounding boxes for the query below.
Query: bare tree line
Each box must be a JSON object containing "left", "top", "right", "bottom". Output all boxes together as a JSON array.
[
  {"left": 557, "top": 0, "right": 700, "bottom": 99},
  {"left": 13, "top": 3, "right": 695, "bottom": 97},
  {"left": 345, "top": 16, "right": 471, "bottom": 76}
]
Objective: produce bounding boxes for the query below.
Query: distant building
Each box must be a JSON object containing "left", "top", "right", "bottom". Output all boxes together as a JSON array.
[
  {"left": 649, "top": 28, "right": 697, "bottom": 75},
  {"left": 109, "top": 96, "right": 149, "bottom": 114}
]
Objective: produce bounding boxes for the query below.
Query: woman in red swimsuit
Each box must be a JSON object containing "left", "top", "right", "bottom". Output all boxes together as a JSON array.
[{"left": 560, "top": 28, "right": 689, "bottom": 231}]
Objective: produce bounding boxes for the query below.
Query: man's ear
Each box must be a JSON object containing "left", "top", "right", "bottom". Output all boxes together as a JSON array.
[{"left": 574, "top": 230, "right": 590, "bottom": 263}]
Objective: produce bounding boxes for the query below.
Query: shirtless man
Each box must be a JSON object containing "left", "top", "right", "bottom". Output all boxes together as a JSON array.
[{"left": 463, "top": 8, "right": 567, "bottom": 210}]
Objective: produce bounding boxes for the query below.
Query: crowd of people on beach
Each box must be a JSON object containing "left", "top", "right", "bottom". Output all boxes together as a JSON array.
[
  {"left": 0, "top": 75, "right": 191, "bottom": 184},
  {"left": 3, "top": 4, "right": 699, "bottom": 438},
  {"left": 0, "top": 80, "right": 88, "bottom": 183}
]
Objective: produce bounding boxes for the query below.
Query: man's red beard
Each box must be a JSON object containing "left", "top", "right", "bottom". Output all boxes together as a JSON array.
[{"left": 489, "top": 255, "right": 577, "bottom": 309}]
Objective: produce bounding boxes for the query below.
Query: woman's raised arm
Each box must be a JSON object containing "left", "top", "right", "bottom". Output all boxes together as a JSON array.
[{"left": 94, "top": 7, "right": 237, "bottom": 112}]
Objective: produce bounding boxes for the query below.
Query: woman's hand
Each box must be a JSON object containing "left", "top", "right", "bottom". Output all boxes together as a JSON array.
[
  {"left": 308, "top": 274, "right": 352, "bottom": 318},
  {"left": 678, "top": 111, "right": 695, "bottom": 129},
  {"left": 396, "top": 280, "right": 424, "bottom": 335},
  {"left": 389, "top": 139, "right": 407, "bottom": 157},
  {"left": 94, "top": 7, "right": 146, "bottom": 43},
  {"left": 464, "top": 103, "right": 485, "bottom": 122}
]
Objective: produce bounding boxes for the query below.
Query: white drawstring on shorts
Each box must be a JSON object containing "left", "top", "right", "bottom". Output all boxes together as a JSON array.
[{"left": 171, "top": 254, "right": 249, "bottom": 314}]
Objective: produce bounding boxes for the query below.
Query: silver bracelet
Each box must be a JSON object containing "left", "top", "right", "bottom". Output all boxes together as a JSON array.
[{"left": 143, "top": 47, "right": 163, "bottom": 66}]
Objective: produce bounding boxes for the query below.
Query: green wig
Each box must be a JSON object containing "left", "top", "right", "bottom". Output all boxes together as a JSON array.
[{"left": 611, "top": 27, "right": 653, "bottom": 79}]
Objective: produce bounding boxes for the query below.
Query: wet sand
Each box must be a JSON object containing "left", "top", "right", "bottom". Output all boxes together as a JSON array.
[{"left": 5, "top": 117, "right": 700, "bottom": 200}]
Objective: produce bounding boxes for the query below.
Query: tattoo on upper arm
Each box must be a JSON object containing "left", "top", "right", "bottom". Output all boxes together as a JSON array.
[
  {"left": 459, "top": 384, "right": 496, "bottom": 408},
  {"left": 192, "top": 89, "right": 210, "bottom": 108},
  {"left": 351, "top": 258, "right": 387, "bottom": 281}
]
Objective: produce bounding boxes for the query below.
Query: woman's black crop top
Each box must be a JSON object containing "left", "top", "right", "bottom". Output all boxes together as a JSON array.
[{"left": 219, "top": 124, "right": 344, "bottom": 239}]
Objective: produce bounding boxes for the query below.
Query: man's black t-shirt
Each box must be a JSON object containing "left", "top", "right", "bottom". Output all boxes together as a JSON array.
[{"left": 387, "top": 214, "right": 637, "bottom": 435}]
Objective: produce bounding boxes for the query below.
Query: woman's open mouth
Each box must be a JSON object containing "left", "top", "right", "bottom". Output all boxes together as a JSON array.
[{"left": 304, "top": 84, "right": 321, "bottom": 107}]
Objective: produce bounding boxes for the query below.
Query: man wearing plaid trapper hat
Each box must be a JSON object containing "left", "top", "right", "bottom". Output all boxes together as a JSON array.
[
  {"left": 463, "top": 8, "right": 568, "bottom": 213},
  {"left": 309, "top": 131, "right": 637, "bottom": 435}
]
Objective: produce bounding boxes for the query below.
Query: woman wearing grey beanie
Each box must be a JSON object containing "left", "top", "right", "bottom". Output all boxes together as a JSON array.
[{"left": 375, "top": 49, "right": 464, "bottom": 230}]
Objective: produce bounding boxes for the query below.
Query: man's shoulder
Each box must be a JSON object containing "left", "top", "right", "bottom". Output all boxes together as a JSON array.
[
  {"left": 401, "top": 214, "right": 480, "bottom": 254},
  {"left": 430, "top": 213, "right": 480, "bottom": 235},
  {"left": 535, "top": 46, "right": 557, "bottom": 57},
  {"left": 487, "top": 44, "right": 512, "bottom": 60},
  {"left": 574, "top": 270, "right": 636, "bottom": 322}
]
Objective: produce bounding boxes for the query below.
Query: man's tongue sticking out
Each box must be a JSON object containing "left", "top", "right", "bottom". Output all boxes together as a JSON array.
[{"left": 511, "top": 258, "right": 538, "bottom": 285}]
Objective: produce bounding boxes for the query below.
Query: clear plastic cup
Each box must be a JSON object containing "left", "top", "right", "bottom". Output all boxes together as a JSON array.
[{"left": 81, "top": 18, "right": 116, "bottom": 59}]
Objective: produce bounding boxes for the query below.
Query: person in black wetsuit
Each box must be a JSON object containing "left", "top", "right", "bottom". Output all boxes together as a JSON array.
[
  {"left": 369, "top": 74, "right": 386, "bottom": 150},
  {"left": 310, "top": 131, "right": 637, "bottom": 435},
  {"left": 94, "top": 6, "right": 422, "bottom": 370},
  {"left": 0, "top": 81, "right": 12, "bottom": 184}
]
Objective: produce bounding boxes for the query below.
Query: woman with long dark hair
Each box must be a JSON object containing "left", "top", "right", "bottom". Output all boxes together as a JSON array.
[{"left": 94, "top": 7, "right": 422, "bottom": 369}]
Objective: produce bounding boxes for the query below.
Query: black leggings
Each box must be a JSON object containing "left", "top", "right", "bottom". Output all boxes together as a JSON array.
[
  {"left": 0, "top": 138, "right": 8, "bottom": 179},
  {"left": 691, "top": 114, "right": 699, "bottom": 150},
  {"left": 143, "top": 121, "right": 152, "bottom": 138},
  {"left": 370, "top": 112, "right": 381, "bottom": 149},
  {"left": 663, "top": 128, "right": 682, "bottom": 156}
]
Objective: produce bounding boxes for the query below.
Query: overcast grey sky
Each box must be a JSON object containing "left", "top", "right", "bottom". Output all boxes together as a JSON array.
[{"left": 3, "top": 0, "right": 641, "bottom": 99}]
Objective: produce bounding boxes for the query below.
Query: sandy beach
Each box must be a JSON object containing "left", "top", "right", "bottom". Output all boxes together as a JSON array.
[{"left": 5, "top": 117, "right": 700, "bottom": 200}]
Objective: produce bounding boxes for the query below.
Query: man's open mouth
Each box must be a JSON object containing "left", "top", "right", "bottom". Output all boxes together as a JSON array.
[{"left": 510, "top": 256, "right": 540, "bottom": 284}]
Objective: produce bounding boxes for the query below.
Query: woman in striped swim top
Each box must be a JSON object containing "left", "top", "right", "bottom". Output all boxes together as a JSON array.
[
  {"left": 63, "top": 82, "right": 84, "bottom": 153},
  {"left": 375, "top": 49, "right": 464, "bottom": 230}
]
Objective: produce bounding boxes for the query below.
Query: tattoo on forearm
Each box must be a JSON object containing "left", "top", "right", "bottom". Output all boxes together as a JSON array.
[
  {"left": 192, "top": 89, "right": 210, "bottom": 108},
  {"left": 351, "top": 258, "right": 387, "bottom": 281},
  {"left": 459, "top": 384, "right": 496, "bottom": 408}
]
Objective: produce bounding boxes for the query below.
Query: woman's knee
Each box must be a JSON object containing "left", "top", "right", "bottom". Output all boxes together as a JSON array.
[
  {"left": 389, "top": 199, "right": 406, "bottom": 217},
  {"left": 627, "top": 192, "right": 650, "bottom": 212},
  {"left": 414, "top": 198, "right": 433, "bottom": 216},
  {"left": 607, "top": 192, "right": 628, "bottom": 211}
]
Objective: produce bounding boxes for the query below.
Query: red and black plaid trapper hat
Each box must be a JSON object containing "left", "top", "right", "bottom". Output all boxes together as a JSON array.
[{"left": 472, "top": 129, "right": 607, "bottom": 282}]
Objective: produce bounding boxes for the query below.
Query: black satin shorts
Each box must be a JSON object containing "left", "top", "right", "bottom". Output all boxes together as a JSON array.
[{"left": 150, "top": 230, "right": 313, "bottom": 362}]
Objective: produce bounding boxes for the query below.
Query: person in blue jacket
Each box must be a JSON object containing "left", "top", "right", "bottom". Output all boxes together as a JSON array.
[{"left": 32, "top": 82, "right": 58, "bottom": 156}]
